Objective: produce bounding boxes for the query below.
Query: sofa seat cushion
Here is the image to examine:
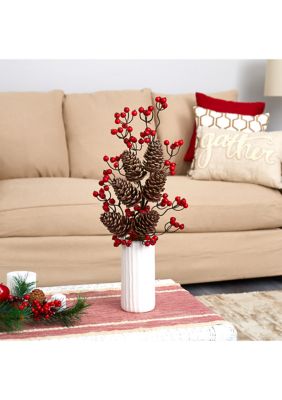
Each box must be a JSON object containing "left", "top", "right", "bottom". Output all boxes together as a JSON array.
[
  {"left": 0, "top": 91, "right": 69, "bottom": 179},
  {"left": 0, "top": 177, "right": 282, "bottom": 238},
  {"left": 0, "top": 178, "right": 106, "bottom": 237},
  {"left": 160, "top": 176, "right": 282, "bottom": 232}
]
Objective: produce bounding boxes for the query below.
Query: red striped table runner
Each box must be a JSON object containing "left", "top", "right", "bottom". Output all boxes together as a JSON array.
[{"left": 0, "top": 281, "right": 225, "bottom": 340}]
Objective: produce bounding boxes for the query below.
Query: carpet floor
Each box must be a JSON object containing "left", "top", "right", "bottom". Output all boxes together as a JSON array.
[{"left": 198, "top": 290, "right": 282, "bottom": 340}]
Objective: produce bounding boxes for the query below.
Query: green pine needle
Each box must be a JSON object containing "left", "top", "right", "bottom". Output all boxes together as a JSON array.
[
  {"left": 0, "top": 301, "right": 33, "bottom": 333},
  {"left": 13, "top": 274, "right": 36, "bottom": 297},
  {"left": 46, "top": 297, "right": 90, "bottom": 327}
]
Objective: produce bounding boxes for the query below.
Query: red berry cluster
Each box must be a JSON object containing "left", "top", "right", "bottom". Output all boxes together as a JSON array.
[
  {"left": 160, "top": 193, "right": 173, "bottom": 207},
  {"left": 8, "top": 293, "right": 31, "bottom": 306},
  {"left": 125, "top": 208, "right": 134, "bottom": 217},
  {"left": 170, "top": 139, "right": 184, "bottom": 149},
  {"left": 155, "top": 96, "right": 168, "bottom": 109},
  {"left": 102, "top": 197, "right": 116, "bottom": 212},
  {"left": 156, "top": 193, "right": 188, "bottom": 218},
  {"left": 170, "top": 217, "right": 184, "bottom": 230},
  {"left": 144, "top": 234, "right": 158, "bottom": 246},
  {"left": 109, "top": 102, "right": 159, "bottom": 153},
  {"left": 93, "top": 187, "right": 114, "bottom": 212},
  {"left": 17, "top": 295, "right": 30, "bottom": 311},
  {"left": 111, "top": 106, "right": 146, "bottom": 150},
  {"left": 111, "top": 126, "right": 131, "bottom": 135},
  {"left": 164, "top": 160, "right": 177, "bottom": 175},
  {"left": 105, "top": 155, "right": 121, "bottom": 169},
  {"left": 124, "top": 206, "right": 152, "bottom": 219},
  {"left": 124, "top": 136, "right": 138, "bottom": 149},
  {"left": 139, "top": 127, "right": 156, "bottom": 145},
  {"left": 114, "top": 106, "right": 136, "bottom": 124},
  {"left": 97, "top": 168, "right": 113, "bottom": 187},
  {"left": 30, "top": 299, "right": 61, "bottom": 321},
  {"left": 112, "top": 108, "right": 136, "bottom": 149},
  {"left": 138, "top": 105, "right": 154, "bottom": 117},
  {"left": 175, "top": 196, "right": 188, "bottom": 208},
  {"left": 112, "top": 232, "right": 158, "bottom": 248},
  {"left": 93, "top": 188, "right": 104, "bottom": 199},
  {"left": 133, "top": 204, "right": 150, "bottom": 213},
  {"left": 112, "top": 235, "right": 132, "bottom": 247},
  {"left": 8, "top": 293, "right": 62, "bottom": 320},
  {"left": 163, "top": 139, "right": 184, "bottom": 175},
  {"left": 163, "top": 139, "right": 184, "bottom": 148}
]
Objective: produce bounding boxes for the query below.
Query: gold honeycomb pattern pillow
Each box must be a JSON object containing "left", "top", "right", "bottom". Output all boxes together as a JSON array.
[{"left": 194, "top": 106, "right": 269, "bottom": 132}]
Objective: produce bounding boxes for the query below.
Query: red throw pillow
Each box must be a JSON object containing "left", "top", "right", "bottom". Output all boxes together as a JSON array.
[{"left": 184, "top": 92, "right": 266, "bottom": 162}]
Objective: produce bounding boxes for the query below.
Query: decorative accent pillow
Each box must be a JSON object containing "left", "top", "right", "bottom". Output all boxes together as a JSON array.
[
  {"left": 184, "top": 92, "right": 266, "bottom": 162},
  {"left": 153, "top": 90, "right": 238, "bottom": 175},
  {"left": 189, "top": 127, "right": 282, "bottom": 189},
  {"left": 194, "top": 106, "right": 269, "bottom": 133}
]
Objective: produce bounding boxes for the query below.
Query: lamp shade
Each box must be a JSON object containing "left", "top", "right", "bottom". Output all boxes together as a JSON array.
[{"left": 264, "top": 60, "right": 282, "bottom": 96}]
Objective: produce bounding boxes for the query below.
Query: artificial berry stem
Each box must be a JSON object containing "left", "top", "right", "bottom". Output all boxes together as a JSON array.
[{"left": 94, "top": 97, "right": 188, "bottom": 247}]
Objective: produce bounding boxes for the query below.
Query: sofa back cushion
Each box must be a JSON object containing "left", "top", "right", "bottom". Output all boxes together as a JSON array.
[
  {"left": 64, "top": 89, "right": 154, "bottom": 179},
  {"left": 0, "top": 90, "right": 69, "bottom": 179},
  {"left": 152, "top": 90, "right": 238, "bottom": 175}
]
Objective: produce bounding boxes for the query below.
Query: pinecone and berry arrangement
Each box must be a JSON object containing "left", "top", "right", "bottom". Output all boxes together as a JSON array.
[
  {"left": 0, "top": 276, "right": 89, "bottom": 332},
  {"left": 93, "top": 97, "right": 188, "bottom": 247}
]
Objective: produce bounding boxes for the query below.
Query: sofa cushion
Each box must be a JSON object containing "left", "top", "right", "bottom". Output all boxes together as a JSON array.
[
  {"left": 160, "top": 176, "right": 282, "bottom": 232},
  {"left": 0, "top": 177, "right": 282, "bottom": 238},
  {"left": 184, "top": 92, "right": 266, "bottom": 162},
  {"left": 64, "top": 89, "right": 154, "bottom": 179},
  {"left": 0, "top": 91, "right": 69, "bottom": 179},
  {"left": 189, "top": 127, "right": 282, "bottom": 189},
  {"left": 152, "top": 90, "right": 238, "bottom": 175},
  {"left": 0, "top": 178, "right": 106, "bottom": 237}
]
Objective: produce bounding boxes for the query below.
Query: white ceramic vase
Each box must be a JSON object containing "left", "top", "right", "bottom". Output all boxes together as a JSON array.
[{"left": 121, "top": 241, "right": 155, "bottom": 313}]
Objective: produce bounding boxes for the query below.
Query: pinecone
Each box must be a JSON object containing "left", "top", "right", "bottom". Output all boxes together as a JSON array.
[
  {"left": 29, "top": 289, "right": 46, "bottom": 304},
  {"left": 143, "top": 170, "right": 167, "bottom": 202},
  {"left": 133, "top": 210, "right": 160, "bottom": 239},
  {"left": 111, "top": 178, "right": 141, "bottom": 207},
  {"left": 100, "top": 212, "right": 131, "bottom": 237},
  {"left": 143, "top": 139, "right": 164, "bottom": 172},
  {"left": 121, "top": 151, "right": 147, "bottom": 182}
]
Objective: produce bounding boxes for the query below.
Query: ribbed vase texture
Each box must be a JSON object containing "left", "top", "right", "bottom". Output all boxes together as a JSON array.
[{"left": 121, "top": 241, "right": 155, "bottom": 313}]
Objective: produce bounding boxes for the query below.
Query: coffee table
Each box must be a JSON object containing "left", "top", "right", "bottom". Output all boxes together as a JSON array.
[{"left": 0, "top": 279, "right": 237, "bottom": 341}]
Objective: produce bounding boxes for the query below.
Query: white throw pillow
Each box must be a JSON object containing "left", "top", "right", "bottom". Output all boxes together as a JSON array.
[
  {"left": 189, "top": 127, "right": 282, "bottom": 189},
  {"left": 194, "top": 106, "right": 269, "bottom": 132}
]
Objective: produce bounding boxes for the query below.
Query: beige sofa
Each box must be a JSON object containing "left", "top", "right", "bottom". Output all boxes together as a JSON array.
[{"left": 0, "top": 89, "right": 282, "bottom": 286}]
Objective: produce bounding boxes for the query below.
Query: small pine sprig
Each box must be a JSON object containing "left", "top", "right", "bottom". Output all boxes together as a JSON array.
[
  {"left": 0, "top": 300, "right": 33, "bottom": 332},
  {"left": 0, "top": 275, "right": 91, "bottom": 332},
  {"left": 13, "top": 274, "right": 36, "bottom": 297},
  {"left": 46, "top": 297, "right": 90, "bottom": 327}
]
